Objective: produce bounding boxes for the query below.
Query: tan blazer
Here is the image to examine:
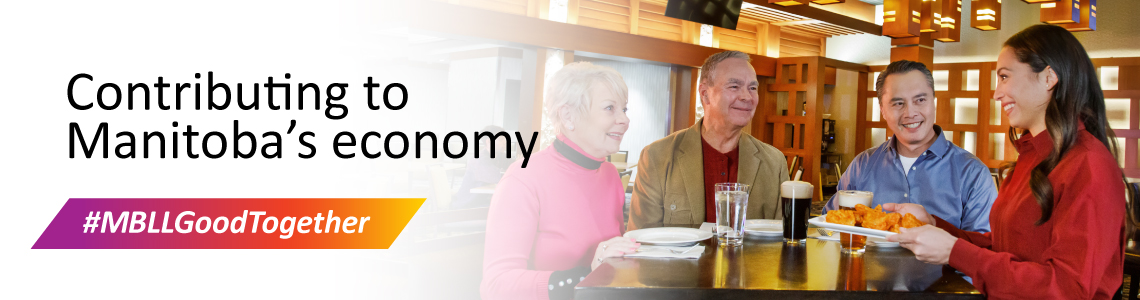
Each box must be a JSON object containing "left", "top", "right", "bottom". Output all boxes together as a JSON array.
[{"left": 628, "top": 118, "right": 790, "bottom": 230}]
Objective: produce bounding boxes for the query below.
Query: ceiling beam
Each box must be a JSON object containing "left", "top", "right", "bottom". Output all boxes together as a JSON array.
[
  {"left": 410, "top": 1, "right": 777, "bottom": 75},
  {"left": 744, "top": 0, "right": 881, "bottom": 35},
  {"left": 771, "top": 19, "right": 824, "bottom": 26}
]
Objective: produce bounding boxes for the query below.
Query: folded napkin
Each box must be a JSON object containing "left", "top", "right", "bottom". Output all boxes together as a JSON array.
[{"left": 624, "top": 245, "right": 705, "bottom": 259}]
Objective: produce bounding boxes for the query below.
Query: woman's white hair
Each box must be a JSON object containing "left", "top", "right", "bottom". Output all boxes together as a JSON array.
[{"left": 544, "top": 62, "right": 628, "bottom": 133}]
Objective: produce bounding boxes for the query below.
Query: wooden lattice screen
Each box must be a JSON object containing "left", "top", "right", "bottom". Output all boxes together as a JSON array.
[
  {"left": 757, "top": 57, "right": 868, "bottom": 201},
  {"left": 761, "top": 57, "right": 825, "bottom": 201}
]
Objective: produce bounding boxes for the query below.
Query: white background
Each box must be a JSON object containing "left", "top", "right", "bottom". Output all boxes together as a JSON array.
[{"left": 0, "top": 0, "right": 466, "bottom": 298}]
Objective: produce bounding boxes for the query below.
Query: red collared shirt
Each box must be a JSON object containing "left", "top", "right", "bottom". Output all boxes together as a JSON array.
[
  {"left": 701, "top": 135, "right": 739, "bottom": 223},
  {"left": 936, "top": 124, "right": 1125, "bottom": 299}
]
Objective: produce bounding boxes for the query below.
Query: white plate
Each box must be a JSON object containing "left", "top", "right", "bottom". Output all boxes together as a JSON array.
[
  {"left": 624, "top": 227, "right": 714, "bottom": 246},
  {"left": 807, "top": 216, "right": 896, "bottom": 239},
  {"left": 743, "top": 219, "right": 783, "bottom": 236},
  {"left": 867, "top": 236, "right": 900, "bottom": 247}
]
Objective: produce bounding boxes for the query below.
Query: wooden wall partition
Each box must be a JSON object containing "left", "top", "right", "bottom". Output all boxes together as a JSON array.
[
  {"left": 761, "top": 56, "right": 826, "bottom": 200},
  {"left": 1100, "top": 58, "right": 1140, "bottom": 178},
  {"left": 856, "top": 57, "right": 1140, "bottom": 178},
  {"left": 757, "top": 57, "right": 870, "bottom": 200}
]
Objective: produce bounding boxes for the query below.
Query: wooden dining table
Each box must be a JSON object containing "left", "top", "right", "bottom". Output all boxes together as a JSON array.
[{"left": 577, "top": 230, "right": 983, "bottom": 299}]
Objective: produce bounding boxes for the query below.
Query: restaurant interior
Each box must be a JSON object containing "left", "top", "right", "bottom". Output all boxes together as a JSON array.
[{"left": 369, "top": 0, "right": 1140, "bottom": 298}]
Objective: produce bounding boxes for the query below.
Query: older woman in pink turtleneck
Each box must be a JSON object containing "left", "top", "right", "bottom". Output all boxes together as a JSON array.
[{"left": 480, "top": 62, "right": 639, "bottom": 300}]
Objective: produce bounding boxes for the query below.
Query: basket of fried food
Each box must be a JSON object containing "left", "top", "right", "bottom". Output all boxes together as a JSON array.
[{"left": 820, "top": 204, "right": 927, "bottom": 235}]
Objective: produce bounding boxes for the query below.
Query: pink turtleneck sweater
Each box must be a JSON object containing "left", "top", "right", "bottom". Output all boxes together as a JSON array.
[{"left": 480, "top": 135, "right": 625, "bottom": 300}]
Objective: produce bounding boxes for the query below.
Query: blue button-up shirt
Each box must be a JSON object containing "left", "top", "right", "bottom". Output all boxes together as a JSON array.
[{"left": 823, "top": 125, "right": 996, "bottom": 232}]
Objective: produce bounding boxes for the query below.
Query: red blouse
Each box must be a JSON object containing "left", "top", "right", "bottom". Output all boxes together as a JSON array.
[
  {"left": 935, "top": 124, "right": 1125, "bottom": 299},
  {"left": 701, "top": 135, "right": 739, "bottom": 223}
]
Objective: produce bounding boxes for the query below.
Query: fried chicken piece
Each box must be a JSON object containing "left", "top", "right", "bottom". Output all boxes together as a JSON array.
[
  {"left": 852, "top": 204, "right": 877, "bottom": 225},
  {"left": 863, "top": 212, "right": 901, "bottom": 231},
  {"left": 889, "top": 224, "right": 901, "bottom": 233},
  {"left": 861, "top": 206, "right": 885, "bottom": 221},
  {"left": 900, "top": 213, "right": 926, "bottom": 229},
  {"left": 825, "top": 209, "right": 856, "bottom": 226}
]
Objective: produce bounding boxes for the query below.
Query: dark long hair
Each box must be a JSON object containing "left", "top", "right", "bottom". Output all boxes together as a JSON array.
[{"left": 998, "top": 25, "right": 1137, "bottom": 233}]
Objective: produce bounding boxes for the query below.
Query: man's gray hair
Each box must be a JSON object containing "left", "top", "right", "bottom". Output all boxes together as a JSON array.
[
  {"left": 875, "top": 60, "right": 935, "bottom": 101},
  {"left": 700, "top": 51, "right": 752, "bottom": 86}
]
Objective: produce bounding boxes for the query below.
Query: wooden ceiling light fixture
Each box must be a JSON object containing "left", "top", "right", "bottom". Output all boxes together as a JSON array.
[
  {"left": 770, "top": 0, "right": 811, "bottom": 6},
  {"left": 935, "top": 0, "right": 961, "bottom": 41},
  {"left": 1060, "top": 0, "right": 1096, "bottom": 31},
  {"left": 1040, "top": 0, "right": 1080, "bottom": 24},
  {"left": 883, "top": 0, "right": 923, "bottom": 37},
  {"left": 920, "top": 0, "right": 944, "bottom": 33},
  {"left": 971, "top": 0, "right": 1001, "bottom": 30}
]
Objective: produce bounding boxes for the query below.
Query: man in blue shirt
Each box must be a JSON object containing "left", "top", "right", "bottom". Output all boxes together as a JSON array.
[{"left": 823, "top": 60, "right": 997, "bottom": 232}]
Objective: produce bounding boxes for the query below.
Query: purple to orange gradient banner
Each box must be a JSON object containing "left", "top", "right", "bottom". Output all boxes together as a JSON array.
[{"left": 33, "top": 198, "right": 424, "bottom": 249}]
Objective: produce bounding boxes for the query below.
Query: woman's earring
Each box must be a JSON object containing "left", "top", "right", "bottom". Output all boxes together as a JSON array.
[{"left": 568, "top": 124, "right": 575, "bottom": 131}]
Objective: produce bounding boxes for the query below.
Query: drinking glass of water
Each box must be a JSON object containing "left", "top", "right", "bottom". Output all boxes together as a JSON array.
[{"left": 715, "top": 183, "right": 750, "bottom": 247}]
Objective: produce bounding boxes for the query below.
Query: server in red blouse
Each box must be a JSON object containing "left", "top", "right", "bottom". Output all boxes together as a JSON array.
[{"left": 886, "top": 24, "right": 1135, "bottom": 299}]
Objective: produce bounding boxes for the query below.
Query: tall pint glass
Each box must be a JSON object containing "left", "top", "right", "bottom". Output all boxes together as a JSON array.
[
  {"left": 835, "top": 190, "right": 873, "bottom": 252},
  {"left": 780, "top": 181, "right": 813, "bottom": 244}
]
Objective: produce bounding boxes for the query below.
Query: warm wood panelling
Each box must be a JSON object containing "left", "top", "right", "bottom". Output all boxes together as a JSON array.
[
  {"left": 741, "top": 0, "right": 879, "bottom": 37},
  {"left": 744, "top": 0, "right": 880, "bottom": 35},
  {"left": 581, "top": 0, "right": 630, "bottom": 17},
  {"left": 779, "top": 30, "right": 822, "bottom": 57},
  {"left": 636, "top": 0, "right": 682, "bottom": 41},
  {"left": 447, "top": 0, "right": 530, "bottom": 15},
  {"left": 714, "top": 22, "right": 761, "bottom": 55},
  {"left": 442, "top": 0, "right": 877, "bottom": 61},
  {"left": 578, "top": 0, "right": 632, "bottom": 33},
  {"left": 414, "top": 1, "right": 778, "bottom": 73},
  {"left": 579, "top": 16, "right": 629, "bottom": 33}
]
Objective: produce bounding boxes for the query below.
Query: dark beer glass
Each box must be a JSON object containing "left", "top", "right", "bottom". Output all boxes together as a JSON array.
[{"left": 780, "top": 181, "right": 813, "bottom": 243}]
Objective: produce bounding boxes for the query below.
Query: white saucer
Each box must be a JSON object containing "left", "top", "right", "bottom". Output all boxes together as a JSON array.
[
  {"left": 743, "top": 219, "right": 783, "bottom": 236},
  {"left": 867, "top": 236, "right": 900, "bottom": 247}
]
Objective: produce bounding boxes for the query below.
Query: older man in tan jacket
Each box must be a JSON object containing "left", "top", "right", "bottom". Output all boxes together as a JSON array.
[{"left": 629, "top": 51, "right": 789, "bottom": 230}]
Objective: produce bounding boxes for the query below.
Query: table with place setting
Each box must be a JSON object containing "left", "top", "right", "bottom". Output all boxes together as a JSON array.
[{"left": 576, "top": 221, "right": 983, "bottom": 300}]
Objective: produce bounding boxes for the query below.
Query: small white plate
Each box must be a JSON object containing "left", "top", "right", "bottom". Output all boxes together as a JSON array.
[
  {"left": 624, "top": 227, "right": 714, "bottom": 246},
  {"left": 867, "top": 236, "right": 900, "bottom": 248},
  {"left": 807, "top": 216, "right": 896, "bottom": 238},
  {"left": 743, "top": 219, "right": 783, "bottom": 236}
]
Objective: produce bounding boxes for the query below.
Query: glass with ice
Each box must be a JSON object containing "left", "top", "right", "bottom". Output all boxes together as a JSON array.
[{"left": 715, "top": 183, "right": 750, "bottom": 247}]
